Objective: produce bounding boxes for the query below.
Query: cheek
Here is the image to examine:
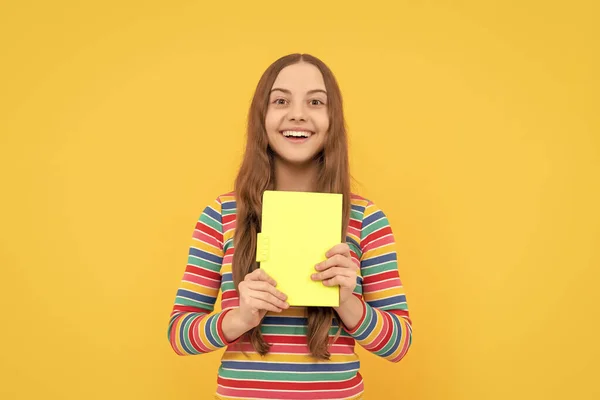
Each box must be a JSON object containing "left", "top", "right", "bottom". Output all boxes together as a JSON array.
[
  {"left": 265, "top": 109, "right": 282, "bottom": 132},
  {"left": 318, "top": 113, "right": 330, "bottom": 133}
]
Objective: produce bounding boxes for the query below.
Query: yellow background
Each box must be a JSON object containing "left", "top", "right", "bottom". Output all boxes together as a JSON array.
[{"left": 1, "top": 1, "right": 598, "bottom": 399}]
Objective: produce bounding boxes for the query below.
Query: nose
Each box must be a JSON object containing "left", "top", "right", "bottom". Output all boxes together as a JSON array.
[{"left": 287, "top": 101, "right": 307, "bottom": 122}]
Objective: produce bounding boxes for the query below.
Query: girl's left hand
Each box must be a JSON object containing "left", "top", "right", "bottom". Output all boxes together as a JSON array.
[{"left": 311, "top": 243, "right": 359, "bottom": 307}]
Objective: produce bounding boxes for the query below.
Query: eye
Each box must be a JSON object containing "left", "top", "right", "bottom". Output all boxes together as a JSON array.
[
  {"left": 273, "top": 98, "right": 288, "bottom": 105},
  {"left": 310, "top": 99, "right": 325, "bottom": 106}
]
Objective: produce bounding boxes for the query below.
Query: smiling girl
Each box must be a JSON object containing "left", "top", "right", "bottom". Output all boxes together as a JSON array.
[{"left": 168, "top": 53, "right": 412, "bottom": 400}]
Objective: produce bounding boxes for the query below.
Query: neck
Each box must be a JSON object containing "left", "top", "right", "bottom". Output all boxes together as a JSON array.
[{"left": 273, "top": 157, "right": 319, "bottom": 192}]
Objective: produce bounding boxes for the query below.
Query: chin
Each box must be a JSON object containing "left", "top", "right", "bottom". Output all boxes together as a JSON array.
[{"left": 278, "top": 154, "right": 317, "bottom": 166}]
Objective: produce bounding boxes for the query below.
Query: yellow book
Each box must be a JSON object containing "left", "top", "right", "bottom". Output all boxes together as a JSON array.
[{"left": 256, "top": 190, "right": 342, "bottom": 307}]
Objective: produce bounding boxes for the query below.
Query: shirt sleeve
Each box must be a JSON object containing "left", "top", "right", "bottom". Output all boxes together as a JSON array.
[
  {"left": 344, "top": 201, "right": 413, "bottom": 363},
  {"left": 167, "top": 196, "right": 237, "bottom": 355}
]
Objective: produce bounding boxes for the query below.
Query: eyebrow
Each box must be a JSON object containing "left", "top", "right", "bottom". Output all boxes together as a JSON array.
[{"left": 270, "top": 88, "right": 327, "bottom": 96}]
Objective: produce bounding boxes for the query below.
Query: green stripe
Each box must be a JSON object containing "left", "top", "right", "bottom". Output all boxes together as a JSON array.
[
  {"left": 181, "top": 316, "right": 196, "bottom": 353},
  {"left": 260, "top": 326, "right": 350, "bottom": 337},
  {"left": 209, "top": 315, "right": 223, "bottom": 347},
  {"left": 221, "top": 281, "right": 235, "bottom": 292},
  {"left": 221, "top": 208, "right": 236, "bottom": 216},
  {"left": 187, "top": 255, "right": 221, "bottom": 271},
  {"left": 380, "top": 303, "right": 408, "bottom": 311},
  {"left": 361, "top": 217, "right": 388, "bottom": 239},
  {"left": 378, "top": 316, "right": 399, "bottom": 356},
  {"left": 200, "top": 212, "right": 221, "bottom": 232},
  {"left": 176, "top": 297, "right": 214, "bottom": 311},
  {"left": 350, "top": 209, "right": 362, "bottom": 220},
  {"left": 218, "top": 368, "right": 357, "bottom": 382},
  {"left": 361, "top": 260, "right": 397, "bottom": 275},
  {"left": 353, "top": 305, "right": 373, "bottom": 338}
]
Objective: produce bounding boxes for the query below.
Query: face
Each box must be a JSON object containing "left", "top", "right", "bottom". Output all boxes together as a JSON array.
[{"left": 265, "top": 62, "right": 329, "bottom": 165}]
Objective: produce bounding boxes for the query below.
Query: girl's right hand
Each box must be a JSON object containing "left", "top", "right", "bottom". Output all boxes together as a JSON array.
[{"left": 237, "top": 269, "right": 289, "bottom": 329}]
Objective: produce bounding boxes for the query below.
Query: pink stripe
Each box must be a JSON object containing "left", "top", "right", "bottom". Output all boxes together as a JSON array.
[
  {"left": 223, "top": 220, "right": 236, "bottom": 232},
  {"left": 230, "top": 342, "right": 356, "bottom": 355},
  {"left": 362, "top": 232, "right": 394, "bottom": 253},
  {"left": 347, "top": 226, "right": 360, "bottom": 237},
  {"left": 362, "top": 278, "right": 401, "bottom": 292},
  {"left": 191, "top": 315, "right": 212, "bottom": 353},
  {"left": 217, "top": 383, "right": 363, "bottom": 399},
  {"left": 369, "top": 311, "right": 391, "bottom": 349},
  {"left": 193, "top": 230, "right": 222, "bottom": 248},
  {"left": 183, "top": 272, "right": 220, "bottom": 288},
  {"left": 221, "top": 298, "right": 239, "bottom": 309}
]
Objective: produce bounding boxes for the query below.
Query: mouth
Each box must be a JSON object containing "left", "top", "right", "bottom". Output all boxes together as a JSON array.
[{"left": 280, "top": 130, "right": 314, "bottom": 143}]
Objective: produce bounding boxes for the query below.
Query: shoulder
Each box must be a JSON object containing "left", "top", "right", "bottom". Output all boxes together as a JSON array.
[
  {"left": 197, "top": 191, "right": 236, "bottom": 220},
  {"left": 350, "top": 192, "right": 386, "bottom": 217},
  {"left": 350, "top": 192, "right": 392, "bottom": 236},
  {"left": 214, "top": 191, "right": 236, "bottom": 212}
]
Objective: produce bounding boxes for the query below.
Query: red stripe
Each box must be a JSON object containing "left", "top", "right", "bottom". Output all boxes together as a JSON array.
[
  {"left": 362, "top": 270, "right": 397, "bottom": 284},
  {"left": 260, "top": 334, "right": 356, "bottom": 346},
  {"left": 223, "top": 214, "right": 236, "bottom": 224},
  {"left": 349, "top": 218, "right": 361, "bottom": 230},
  {"left": 370, "top": 310, "right": 393, "bottom": 352},
  {"left": 217, "top": 374, "right": 363, "bottom": 391},
  {"left": 363, "top": 226, "right": 392, "bottom": 248},
  {"left": 185, "top": 264, "right": 221, "bottom": 281},
  {"left": 197, "top": 222, "right": 223, "bottom": 243},
  {"left": 222, "top": 290, "right": 239, "bottom": 300},
  {"left": 172, "top": 305, "right": 209, "bottom": 314}
]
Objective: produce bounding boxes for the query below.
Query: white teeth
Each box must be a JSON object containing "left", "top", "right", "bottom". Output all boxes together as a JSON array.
[{"left": 282, "top": 130, "right": 312, "bottom": 138}]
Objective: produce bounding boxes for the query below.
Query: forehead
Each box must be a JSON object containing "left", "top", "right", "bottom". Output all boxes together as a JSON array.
[{"left": 272, "top": 62, "right": 326, "bottom": 91}]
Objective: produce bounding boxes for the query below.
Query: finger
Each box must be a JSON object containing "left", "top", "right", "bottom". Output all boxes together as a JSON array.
[
  {"left": 245, "top": 280, "right": 288, "bottom": 301},
  {"left": 323, "top": 275, "right": 354, "bottom": 288},
  {"left": 245, "top": 268, "right": 277, "bottom": 286},
  {"left": 250, "top": 298, "right": 283, "bottom": 313},
  {"left": 316, "top": 254, "right": 355, "bottom": 271},
  {"left": 312, "top": 266, "right": 355, "bottom": 281},
  {"left": 249, "top": 290, "right": 289, "bottom": 309},
  {"left": 325, "top": 243, "right": 351, "bottom": 258}
]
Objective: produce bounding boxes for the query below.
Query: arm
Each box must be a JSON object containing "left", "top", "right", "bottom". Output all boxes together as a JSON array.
[
  {"left": 167, "top": 197, "right": 238, "bottom": 355},
  {"left": 342, "top": 201, "right": 413, "bottom": 363}
]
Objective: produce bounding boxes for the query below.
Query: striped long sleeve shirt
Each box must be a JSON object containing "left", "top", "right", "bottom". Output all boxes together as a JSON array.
[{"left": 168, "top": 192, "right": 412, "bottom": 399}]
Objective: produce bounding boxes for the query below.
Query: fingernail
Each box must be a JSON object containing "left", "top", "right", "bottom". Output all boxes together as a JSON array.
[{"left": 311, "top": 274, "right": 317, "bottom": 280}]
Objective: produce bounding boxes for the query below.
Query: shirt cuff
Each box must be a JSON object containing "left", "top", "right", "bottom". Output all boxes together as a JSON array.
[
  {"left": 216, "top": 308, "right": 244, "bottom": 346},
  {"left": 344, "top": 296, "right": 368, "bottom": 335}
]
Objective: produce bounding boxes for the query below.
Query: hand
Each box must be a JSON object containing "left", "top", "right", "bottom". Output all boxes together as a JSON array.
[
  {"left": 237, "top": 269, "right": 289, "bottom": 330},
  {"left": 311, "top": 243, "right": 359, "bottom": 307}
]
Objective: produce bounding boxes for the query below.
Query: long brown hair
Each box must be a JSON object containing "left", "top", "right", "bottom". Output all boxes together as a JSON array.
[{"left": 232, "top": 53, "right": 351, "bottom": 359}]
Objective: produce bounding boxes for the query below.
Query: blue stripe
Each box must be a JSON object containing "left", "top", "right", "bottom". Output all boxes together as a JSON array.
[
  {"left": 221, "top": 360, "right": 360, "bottom": 372},
  {"left": 354, "top": 307, "right": 377, "bottom": 341},
  {"left": 177, "top": 289, "right": 217, "bottom": 306},
  {"left": 204, "top": 206, "right": 222, "bottom": 224},
  {"left": 221, "top": 200, "right": 236, "bottom": 210},
  {"left": 362, "top": 210, "right": 385, "bottom": 227},
  {"left": 361, "top": 252, "right": 396, "bottom": 268},
  {"left": 263, "top": 316, "right": 307, "bottom": 325},
  {"left": 351, "top": 204, "right": 365, "bottom": 213},
  {"left": 346, "top": 237, "right": 360, "bottom": 251},
  {"left": 204, "top": 314, "right": 220, "bottom": 348},
  {"left": 189, "top": 247, "right": 223, "bottom": 264},
  {"left": 380, "top": 313, "right": 402, "bottom": 358},
  {"left": 221, "top": 271, "right": 233, "bottom": 283},
  {"left": 178, "top": 313, "right": 196, "bottom": 354},
  {"left": 369, "top": 295, "right": 406, "bottom": 309}
]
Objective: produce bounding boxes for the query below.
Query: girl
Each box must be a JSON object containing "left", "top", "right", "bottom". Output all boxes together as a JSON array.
[{"left": 167, "top": 53, "right": 412, "bottom": 400}]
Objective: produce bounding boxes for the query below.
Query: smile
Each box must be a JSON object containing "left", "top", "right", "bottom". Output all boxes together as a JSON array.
[{"left": 280, "top": 130, "right": 314, "bottom": 139}]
